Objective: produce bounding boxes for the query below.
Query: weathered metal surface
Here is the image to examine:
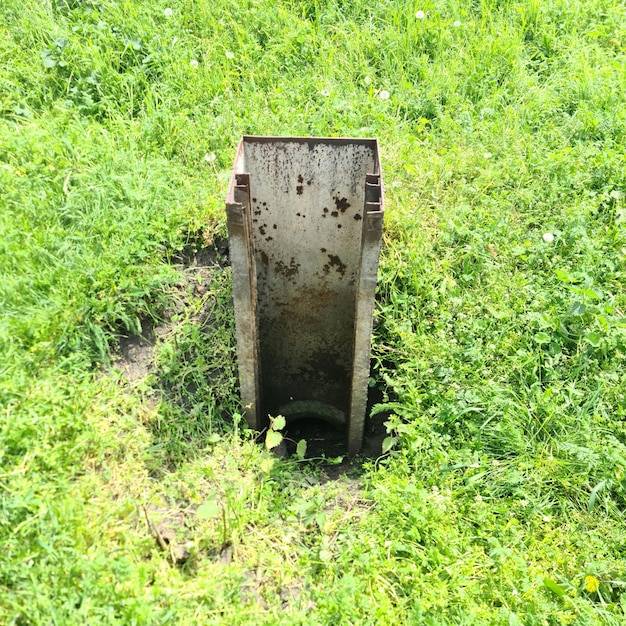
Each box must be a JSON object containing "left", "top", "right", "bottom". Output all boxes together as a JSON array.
[{"left": 226, "top": 136, "right": 384, "bottom": 455}]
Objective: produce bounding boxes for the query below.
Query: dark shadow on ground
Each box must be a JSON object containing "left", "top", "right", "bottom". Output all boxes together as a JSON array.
[{"left": 280, "top": 375, "right": 394, "bottom": 479}]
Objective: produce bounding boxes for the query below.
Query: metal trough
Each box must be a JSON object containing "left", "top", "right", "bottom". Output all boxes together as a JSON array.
[{"left": 225, "top": 136, "right": 384, "bottom": 455}]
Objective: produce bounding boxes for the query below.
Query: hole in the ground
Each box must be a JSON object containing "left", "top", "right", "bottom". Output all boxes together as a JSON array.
[
  {"left": 275, "top": 369, "right": 395, "bottom": 477},
  {"left": 283, "top": 417, "right": 346, "bottom": 460}
]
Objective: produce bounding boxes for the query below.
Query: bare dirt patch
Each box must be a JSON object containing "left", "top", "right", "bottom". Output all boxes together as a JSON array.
[{"left": 111, "top": 235, "right": 230, "bottom": 383}]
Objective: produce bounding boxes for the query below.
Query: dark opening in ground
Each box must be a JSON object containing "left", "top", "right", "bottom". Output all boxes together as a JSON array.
[
  {"left": 283, "top": 418, "right": 346, "bottom": 460},
  {"left": 279, "top": 377, "right": 393, "bottom": 476}
]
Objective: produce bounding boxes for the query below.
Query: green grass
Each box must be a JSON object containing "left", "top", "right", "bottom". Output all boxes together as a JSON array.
[{"left": 1, "top": 0, "right": 626, "bottom": 623}]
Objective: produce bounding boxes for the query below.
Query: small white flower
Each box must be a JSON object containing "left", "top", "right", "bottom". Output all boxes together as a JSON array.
[
  {"left": 190, "top": 59, "right": 199, "bottom": 69},
  {"left": 453, "top": 20, "right": 461, "bottom": 27},
  {"left": 319, "top": 89, "right": 330, "bottom": 97},
  {"left": 483, "top": 152, "right": 493, "bottom": 159},
  {"left": 363, "top": 75, "right": 372, "bottom": 85},
  {"left": 163, "top": 7, "right": 173, "bottom": 17},
  {"left": 204, "top": 152, "right": 216, "bottom": 163},
  {"left": 542, "top": 232, "right": 555, "bottom": 243},
  {"left": 378, "top": 90, "right": 390, "bottom": 100},
  {"left": 225, "top": 50, "right": 235, "bottom": 59},
  {"left": 416, "top": 10, "right": 425, "bottom": 19}
]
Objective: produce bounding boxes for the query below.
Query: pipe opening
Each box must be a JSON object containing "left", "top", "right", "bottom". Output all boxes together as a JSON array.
[{"left": 282, "top": 417, "right": 346, "bottom": 460}]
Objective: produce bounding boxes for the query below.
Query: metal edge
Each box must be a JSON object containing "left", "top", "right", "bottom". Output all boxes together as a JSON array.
[
  {"left": 241, "top": 135, "right": 380, "bottom": 150},
  {"left": 225, "top": 142, "right": 262, "bottom": 429},
  {"left": 347, "top": 141, "right": 384, "bottom": 456}
]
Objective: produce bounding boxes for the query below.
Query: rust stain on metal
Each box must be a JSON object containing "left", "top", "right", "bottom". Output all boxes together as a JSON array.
[
  {"left": 274, "top": 257, "right": 300, "bottom": 281},
  {"left": 333, "top": 195, "right": 351, "bottom": 212},
  {"left": 322, "top": 254, "right": 347, "bottom": 277}
]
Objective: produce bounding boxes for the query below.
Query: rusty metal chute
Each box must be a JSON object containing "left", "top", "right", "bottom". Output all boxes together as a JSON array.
[{"left": 226, "top": 136, "right": 384, "bottom": 455}]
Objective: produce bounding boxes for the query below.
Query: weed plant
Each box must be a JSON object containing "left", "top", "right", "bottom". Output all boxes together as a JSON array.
[{"left": 1, "top": 0, "right": 625, "bottom": 623}]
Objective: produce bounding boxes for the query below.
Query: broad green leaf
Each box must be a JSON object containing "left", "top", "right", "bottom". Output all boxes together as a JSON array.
[
  {"left": 582, "top": 288, "right": 602, "bottom": 300},
  {"left": 534, "top": 332, "right": 551, "bottom": 344},
  {"left": 555, "top": 269, "right": 586, "bottom": 284},
  {"left": 584, "top": 332, "right": 602, "bottom": 348},
  {"left": 207, "top": 433, "right": 221, "bottom": 444},
  {"left": 265, "top": 429, "right": 283, "bottom": 450},
  {"left": 272, "top": 415, "right": 286, "bottom": 431},
  {"left": 319, "top": 549, "right": 332, "bottom": 562},
  {"left": 197, "top": 499, "right": 220, "bottom": 520},
  {"left": 567, "top": 301, "right": 587, "bottom": 317},
  {"left": 327, "top": 456, "right": 344, "bottom": 465},
  {"left": 382, "top": 436, "right": 397, "bottom": 454},
  {"left": 554, "top": 269, "right": 573, "bottom": 283},
  {"left": 543, "top": 578, "right": 565, "bottom": 597},
  {"left": 296, "top": 439, "right": 307, "bottom": 459},
  {"left": 260, "top": 457, "right": 275, "bottom": 473}
]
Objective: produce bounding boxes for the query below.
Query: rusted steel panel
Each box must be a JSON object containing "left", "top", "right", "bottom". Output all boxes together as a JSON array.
[{"left": 226, "top": 136, "right": 384, "bottom": 455}]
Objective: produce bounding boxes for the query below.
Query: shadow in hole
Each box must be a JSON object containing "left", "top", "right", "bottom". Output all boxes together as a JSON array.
[{"left": 280, "top": 372, "right": 395, "bottom": 480}]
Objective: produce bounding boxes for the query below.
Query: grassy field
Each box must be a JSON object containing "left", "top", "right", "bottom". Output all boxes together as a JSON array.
[{"left": 1, "top": 0, "right": 626, "bottom": 623}]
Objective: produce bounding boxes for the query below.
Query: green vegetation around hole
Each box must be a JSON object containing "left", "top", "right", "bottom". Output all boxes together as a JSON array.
[{"left": 1, "top": 0, "right": 625, "bottom": 623}]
